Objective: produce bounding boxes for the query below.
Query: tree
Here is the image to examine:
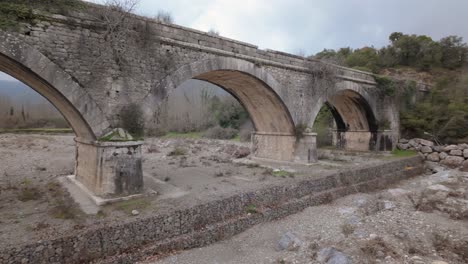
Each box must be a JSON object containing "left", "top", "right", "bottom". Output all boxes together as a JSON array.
[
  {"left": 440, "top": 36, "right": 467, "bottom": 69},
  {"left": 389, "top": 32, "right": 403, "bottom": 43}
]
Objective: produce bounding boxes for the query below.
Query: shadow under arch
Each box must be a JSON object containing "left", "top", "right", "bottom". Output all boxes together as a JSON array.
[
  {"left": 312, "top": 89, "right": 379, "bottom": 151},
  {"left": 143, "top": 57, "right": 295, "bottom": 135},
  {"left": 326, "top": 89, "right": 378, "bottom": 133},
  {"left": 0, "top": 35, "right": 110, "bottom": 140}
]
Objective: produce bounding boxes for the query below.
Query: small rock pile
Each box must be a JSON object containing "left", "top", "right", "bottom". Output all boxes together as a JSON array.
[{"left": 397, "top": 138, "right": 468, "bottom": 171}]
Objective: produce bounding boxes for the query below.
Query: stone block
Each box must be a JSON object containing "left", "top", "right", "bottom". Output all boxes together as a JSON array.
[
  {"left": 426, "top": 152, "right": 440, "bottom": 162},
  {"left": 439, "top": 152, "right": 448, "bottom": 160},
  {"left": 450, "top": 149, "right": 463, "bottom": 156},
  {"left": 420, "top": 146, "right": 433, "bottom": 153},
  {"left": 440, "top": 156, "right": 464, "bottom": 168}
]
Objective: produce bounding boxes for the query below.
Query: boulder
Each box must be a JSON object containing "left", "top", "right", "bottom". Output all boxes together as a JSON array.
[
  {"left": 443, "top": 145, "right": 459, "bottom": 152},
  {"left": 458, "top": 143, "right": 468, "bottom": 149},
  {"left": 409, "top": 139, "right": 419, "bottom": 148},
  {"left": 426, "top": 152, "right": 440, "bottom": 162},
  {"left": 418, "top": 138, "right": 434, "bottom": 147},
  {"left": 317, "top": 247, "right": 351, "bottom": 264},
  {"left": 399, "top": 138, "right": 409, "bottom": 144},
  {"left": 450, "top": 149, "right": 463, "bottom": 156},
  {"left": 464, "top": 149, "right": 468, "bottom": 158},
  {"left": 440, "top": 156, "right": 465, "bottom": 168},
  {"left": 420, "top": 146, "right": 433, "bottom": 153},
  {"left": 439, "top": 152, "right": 448, "bottom": 160},
  {"left": 461, "top": 160, "right": 468, "bottom": 172},
  {"left": 397, "top": 143, "right": 409, "bottom": 150},
  {"left": 277, "top": 232, "right": 302, "bottom": 251},
  {"left": 433, "top": 145, "right": 444, "bottom": 152}
]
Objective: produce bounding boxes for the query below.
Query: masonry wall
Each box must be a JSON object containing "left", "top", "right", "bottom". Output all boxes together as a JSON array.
[{"left": 2, "top": 7, "right": 392, "bottom": 134}]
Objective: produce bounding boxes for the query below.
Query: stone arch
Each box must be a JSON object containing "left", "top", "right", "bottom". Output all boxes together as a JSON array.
[
  {"left": 0, "top": 34, "right": 110, "bottom": 140},
  {"left": 310, "top": 81, "right": 379, "bottom": 151},
  {"left": 142, "top": 57, "right": 295, "bottom": 134},
  {"left": 310, "top": 80, "right": 378, "bottom": 132}
]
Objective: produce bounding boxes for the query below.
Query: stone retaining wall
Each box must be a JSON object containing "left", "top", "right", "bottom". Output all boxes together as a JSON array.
[
  {"left": 397, "top": 138, "right": 468, "bottom": 171},
  {"left": 0, "top": 157, "right": 423, "bottom": 264}
]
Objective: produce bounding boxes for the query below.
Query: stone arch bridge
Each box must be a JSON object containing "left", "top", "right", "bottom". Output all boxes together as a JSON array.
[{"left": 0, "top": 7, "right": 399, "bottom": 198}]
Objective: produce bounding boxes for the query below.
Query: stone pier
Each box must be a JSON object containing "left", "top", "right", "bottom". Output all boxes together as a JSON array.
[{"left": 74, "top": 138, "right": 144, "bottom": 197}]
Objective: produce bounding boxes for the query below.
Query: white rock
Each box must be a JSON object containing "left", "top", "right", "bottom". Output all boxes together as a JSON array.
[
  {"left": 131, "top": 210, "right": 139, "bottom": 216},
  {"left": 449, "top": 149, "right": 463, "bottom": 156},
  {"left": 317, "top": 247, "right": 351, "bottom": 264},
  {"left": 277, "top": 232, "right": 302, "bottom": 251},
  {"left": 420, "top": 146, "right": 433, "bottom": 153},
  {"left": 443, "top": 145, "right": 459, "bottom": 152},
  {"left": 463, "top": 149, "right": 468, "bottom": 158}
]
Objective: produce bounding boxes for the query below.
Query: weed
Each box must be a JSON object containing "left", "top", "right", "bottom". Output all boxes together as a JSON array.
[
  {"left": 272, "top": 170, "right": 294, "bottom": 178},
  {"left": 390, "top": 149, "right": 417, "bottom": 157},
  {"left": 341, "top": 223, "right": 355, "bottom": 237},
  {"left": 114, "top": 198, "right": 151, "bottom": 216},
  {"left": 246, "top": 204, "right": 258, "bottom": 214},
  {"left": 17, "top": 183, "right": 41, "bottom": 202},
  {"left": 49, "top": 198, "right": 79, "bottom": 219}
]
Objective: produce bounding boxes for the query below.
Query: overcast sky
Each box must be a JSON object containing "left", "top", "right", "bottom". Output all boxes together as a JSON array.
[
  {"left": 83, "top": 0, "right": 468, "bottom": 56},
  {"left": 1, "top": 0, "right": 467, "bottom": 82}
]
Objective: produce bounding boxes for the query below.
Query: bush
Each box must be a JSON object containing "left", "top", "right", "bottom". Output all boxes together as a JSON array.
[{"left": 203, "top": 125, "right": 238, "bottom": 140}]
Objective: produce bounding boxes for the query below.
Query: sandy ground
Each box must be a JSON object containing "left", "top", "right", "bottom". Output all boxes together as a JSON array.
[
  {"left": 145, "top": 169, "right": 468, "bottom": 264},
  {"left": 0, "top": 133, "right": 402, "bottom": 252}
]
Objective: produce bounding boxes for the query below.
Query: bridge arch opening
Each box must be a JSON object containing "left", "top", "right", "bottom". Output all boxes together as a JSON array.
[
  {"left": 144, "top": 58, "right": 298, "bottom": 162},
  {"left": 313, "top": 89, "right": 378, "bottom": 151}
]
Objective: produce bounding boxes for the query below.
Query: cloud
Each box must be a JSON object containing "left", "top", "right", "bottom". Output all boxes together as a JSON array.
[{"left": 66, "top": 0, "right": 468, "bottom": 55}]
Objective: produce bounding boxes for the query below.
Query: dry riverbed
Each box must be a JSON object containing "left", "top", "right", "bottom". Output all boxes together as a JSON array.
[{"left": 0, "top": 133, "right": 431, "bottom": 260}]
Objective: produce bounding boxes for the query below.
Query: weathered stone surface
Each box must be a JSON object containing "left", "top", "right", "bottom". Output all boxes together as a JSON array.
[
  {"left": 277, "top": 232, "right": 302, "bottom": 251},
  {"left": 461, "top": 160, "right": 468, "bottom": 172},
  {"left": 409, "top": 139, "right": 419, "bottom": 148},
  {"left": 433, "top": 145, "right": 444, "bottom": 152},
  {"left": 417, "top": 138, "right": 434, "bottom": 147},
  {"left": 444, "top": 145, "right": 459, "bottom": 152},
  {"left": 317, "top": 247, "right": 351, "bottom": 264},
  {"left": 449, "top": 149, "right": 463, "bottom": 156},
  {"left": 397, "top": 143, "right": 409, "bottom": 150},
  {"left": 420, "top": 146, "right": 433, "bottom": 153},
  {"left": 426, "top": 152, "right": 440, "bottom": 162},
  {"left": 439, "top": 152, "right": 449, "bottom": 160},
  {"left": 459, "top": 143, "right": 468, "bottom": 149},
  {"left": 450, "top": 149, "right": 463, "bottom": 156},
  {"left": 440, "top": 156, "right": 465, "bottom": 168},
  {"left": 399, "top": 138, "right": 409, "bottom": 144},
  {"left": 464, "top": 149, "right": 468, "bottom": 158}
]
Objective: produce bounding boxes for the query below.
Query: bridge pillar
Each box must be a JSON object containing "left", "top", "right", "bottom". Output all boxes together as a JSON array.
[
  {"left": 74, "top": 138, "right": 144, "bottom": 197},
  {"left": 332, "top": 130, "right": 395, "bottom": 151},
  {"left": 251, "top": 132, "right": 318, "bottom": 164},
  {"left": 294, "top": 132, "right": 318, "bottom": 163}
]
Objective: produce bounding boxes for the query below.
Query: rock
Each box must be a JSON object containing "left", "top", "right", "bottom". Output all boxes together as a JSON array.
[
  {"left": 439, "top": 152, "right": 448, "bottom": 160},
  {"left": 440, "top": 156, "right": 465, "bottom": 168},
  {"left": 431, "top": 261, "right": 449, "bottom": 264},
  {"left": 233, "top": 146, "right": 250, "bottom": 158},
  {"left": 443, "top": 145, "right": 459, "bottom": 152},
  {"left": 409, "top": 139, "right": 418, "bottom": 148},
  {"left": 450, "top": 149, "right": 463, "bottom": 156},
  {"left": 397, "top": 143, "right": 409, "bottom": 150},
  {"left": 317, "top": 247, "right": 351, "bottom": 264},
  {"left": 418, "top": 138, "right": 434, "bottom": 147},
  {"left": 432, "top": 145, "right": 444, "bottom": 152},
  {"left": 399, "top": 138, "right": 409, "bottom": 144},
  {"left": 131, "top": 210, "right": 139, "bottom": 216},
  {"left": 426, "top": 152, "right": 440, "bottom": 162},
  {"left": 277, "top": 232, "right": 302, "bottom": 251},
  {"left": 420, "top": 146, "right": 433, "bottom": 153},
  {"left": 425, "top": 161, "right": 445, "bottom": 173},
  {"left": 461, "top": 160, "right": 468, "bottom": 172},
  {"left": 458, "top": 143, "right": 468, "bottom": 149},
  {"left": 464, "top": 149, "right": 468, "bottom": 158},
  {"left": 410, "top": 256, "right": 425, "bottom": 264},
  {"left": 378, "top": 200, "right": 396, "bottom": 210}
]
